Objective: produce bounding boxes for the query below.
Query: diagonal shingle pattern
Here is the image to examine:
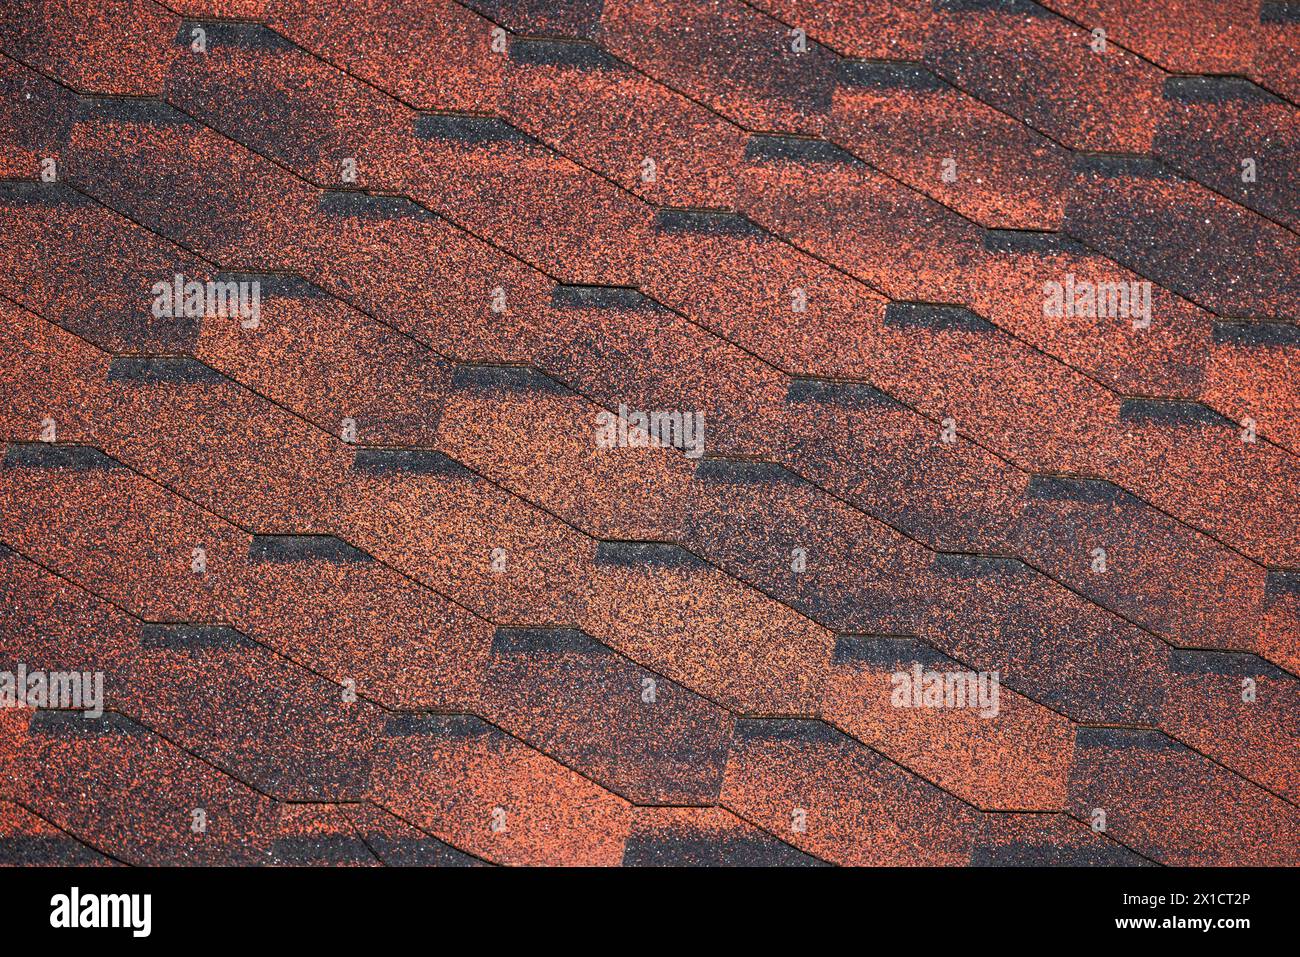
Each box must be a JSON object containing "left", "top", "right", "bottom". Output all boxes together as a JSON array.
[{"left": 1, "top": 0, "right": 1297, "bottom": 867}]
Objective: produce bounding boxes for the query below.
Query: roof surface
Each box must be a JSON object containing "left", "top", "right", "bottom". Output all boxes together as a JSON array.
[{"left": 1, "top": 0, "right": 1298, "bottom": 867}]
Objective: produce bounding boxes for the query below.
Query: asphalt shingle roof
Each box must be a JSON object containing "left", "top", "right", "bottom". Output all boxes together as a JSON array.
[{"left": 1, "top": 0, "right": 1297, "bottom": 866}]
